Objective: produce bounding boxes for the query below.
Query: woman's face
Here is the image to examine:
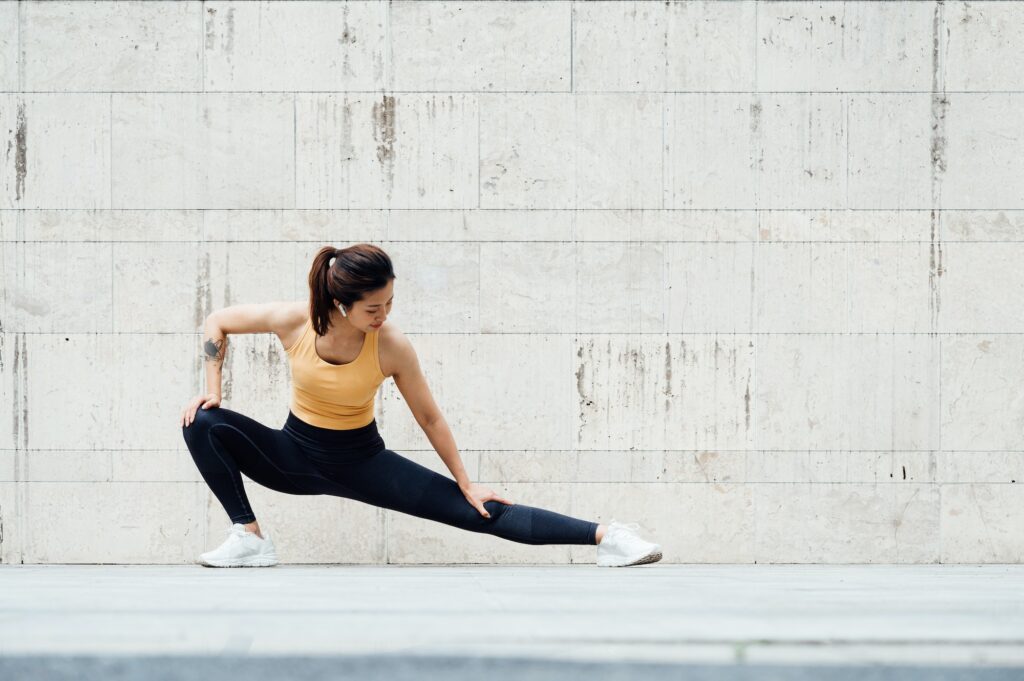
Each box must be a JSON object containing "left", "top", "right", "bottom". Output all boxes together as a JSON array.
[{"left": 336, "top": 280, "right": 394, "bottom": 331}]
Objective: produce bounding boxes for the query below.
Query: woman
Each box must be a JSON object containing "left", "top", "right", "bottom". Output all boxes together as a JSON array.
[{"left": 181, "top": 243, "right": 662, "bottom": 568}]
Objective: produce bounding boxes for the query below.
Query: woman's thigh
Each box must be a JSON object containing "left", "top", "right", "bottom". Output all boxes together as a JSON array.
[
  {"left": 319, "top": 448, "right": 489, "bottom": 528},
  {"left": 185, "top": 406, "right": 327, "bottom": 496}
]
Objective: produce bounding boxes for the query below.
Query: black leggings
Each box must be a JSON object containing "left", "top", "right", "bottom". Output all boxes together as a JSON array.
[{"left": 181, "top": 406, "right": 599, "bottom": 546}]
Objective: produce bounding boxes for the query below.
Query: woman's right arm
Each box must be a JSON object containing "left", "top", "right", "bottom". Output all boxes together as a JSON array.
[
  {"left": 201, "top": 315, "right": 228, "bottom": 399},
  {"left": 182, "top": 302, "right": 302, "bottom": 426}
]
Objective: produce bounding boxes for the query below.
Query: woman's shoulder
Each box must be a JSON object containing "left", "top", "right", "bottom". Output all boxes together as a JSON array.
[
  {"left": 279, "top": 301, "right": 310, "bottom": 353},
  {"left": 377, "top": 321, "right": 415, "bottom": 379}
]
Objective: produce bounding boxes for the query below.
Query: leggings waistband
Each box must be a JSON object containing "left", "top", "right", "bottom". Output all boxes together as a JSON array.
[{"left": 282, "top": 411, "right": 386, "bottom": 462}]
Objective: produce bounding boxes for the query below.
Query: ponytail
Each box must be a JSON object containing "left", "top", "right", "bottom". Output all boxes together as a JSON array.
[{"left": 307, "top": 243, "right": 396, "bottom": 337}]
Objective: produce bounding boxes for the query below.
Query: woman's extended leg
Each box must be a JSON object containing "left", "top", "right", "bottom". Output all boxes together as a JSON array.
[
  {"left": 181, "top": 406, "right": 325, "bottom": 525},
  {"left": 318, "top": 448, "right": 600, "bottom": 546}
]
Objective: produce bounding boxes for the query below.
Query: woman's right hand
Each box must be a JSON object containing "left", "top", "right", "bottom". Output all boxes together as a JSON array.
[{"left": 180, "top": 393, "right": 221, "bottom": 427}]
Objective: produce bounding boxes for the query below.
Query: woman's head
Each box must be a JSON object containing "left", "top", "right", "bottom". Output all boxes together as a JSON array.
[{"left": 309, "top": 243, "right": 396, "bottom": 336}]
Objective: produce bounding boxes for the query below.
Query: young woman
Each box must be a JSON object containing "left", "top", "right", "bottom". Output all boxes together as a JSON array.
[{"left": 180, "top": 243, "right": 662, "bottom": 568}]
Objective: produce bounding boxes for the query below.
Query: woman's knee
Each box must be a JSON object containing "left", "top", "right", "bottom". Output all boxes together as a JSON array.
[
  {"left": 482, "top": 499, "right": 511, "bottom": 520},
  {"left": 181, "top": 406, "right": 220, "bottom": 442}
]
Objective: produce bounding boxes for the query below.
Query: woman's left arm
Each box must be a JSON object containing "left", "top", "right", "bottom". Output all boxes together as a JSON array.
[{"left": 389, "top": 328, "right": 513, "bottom": 516}]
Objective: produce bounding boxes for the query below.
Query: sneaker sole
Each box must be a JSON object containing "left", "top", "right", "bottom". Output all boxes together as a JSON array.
[
  {"left": 597, "top": 549, "right": 662, "bottom": 568},
  {"left": 197, "top": 554, "right": 279, "bottom": 568}
]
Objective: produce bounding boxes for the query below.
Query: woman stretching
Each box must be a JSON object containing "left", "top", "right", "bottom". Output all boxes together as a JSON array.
[{"left": 180, "top": 243, "right": 662, "bottom": 568}]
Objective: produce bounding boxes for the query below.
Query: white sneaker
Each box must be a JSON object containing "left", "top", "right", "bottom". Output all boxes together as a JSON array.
[
  {"left": 596, "top": 519, "right": 662, "bottom": 567},
  {"left": 197, "top": 523, "right": 278, "bottom": 568}
]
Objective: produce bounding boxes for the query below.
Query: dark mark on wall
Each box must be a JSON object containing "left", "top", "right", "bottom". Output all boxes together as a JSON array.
[
  {"left": 928, "top": 2, "right": 947, "bottom": 329},
  {"left": 225, "top": 7, "right": 236, "bottom": 56},
  {"left": 205, "top": 7, "right": 217, "bottom": 51},
  {"left": 372, "top": 95, "right": 396, "bottom": 195},
  {"left": 15, "top": 101, "right": 27, "bottom": 202}
]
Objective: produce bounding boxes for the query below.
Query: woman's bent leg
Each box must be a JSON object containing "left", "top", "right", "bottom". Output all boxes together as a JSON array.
[
  {"left": 181, "top": 406, "right": 323, "bottom": 524},
  {"left": 322, "top": 448, "right": 599, "bottom": 546}
]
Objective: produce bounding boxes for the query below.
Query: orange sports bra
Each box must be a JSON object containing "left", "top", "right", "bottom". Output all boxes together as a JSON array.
[{"left": 283, "top": 317, "right": 386, "bottom": 430}]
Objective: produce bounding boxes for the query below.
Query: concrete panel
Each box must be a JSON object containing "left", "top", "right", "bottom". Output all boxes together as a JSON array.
[
  {"left": 112, "top": 93, "right": 294, "bottom": 209},
  {"left": 943, "top": 210, "right": 1024, "bottom": 242},
  {"left": 757, "top": 209, "right": 932, "bottom": 242},
  {"left": 575, "top": 209, "right": 756, "bottom": 242},
  {"left": 379, "top": 333, "right": 572, "bottom": 452},
  {"left": 205, "top": 208, "right": 387, "bottom": 242},
  {"left": 940, "top": 243, "right": 1024, "bottom": 332},
  {"left": 941, "top": 94, "right": 1024, "bottom": 209},
  {"left": 576, "top": 242, "right": 665, "bottom": 334},
  {"left": 388, "top": 209, "right": 572, "bottom": 242},
  {"left": 204, "top": 331, "right": 292, "bottom": 427},
  {"left": 665, "top": 242, "right": 755, "bottom": 333},
  {"left": 207, "top": 241, "right": 298, "bottom": 309},
  {"left": 575, "top": 334, "right": 755, "bottom": 452},
  {"left": 938, "top": 451, "right": 1024, "bottom": 484},
  {"left": 2, "top": 241, "right": 113, "bottom": 333},
  {"left": 479, "top": 93, "right": 574, "bottom": 209},
  {"left": 756, "top": 1, "right": 933, "bottom": 92},
  {"left": 295, "top": 93, "right": 478, "bottom": 209},
  {"left": 204, "top": 0, "right": 387, "bottom": 91},
  {"left": 22, "top": 0, "right": 201, "bottom": 91},
  {"left": 945, "top": 1, "right": 1024, "bottom": 91},
  {"left": 574, "top": 1, "right": 756, "bottom": 92},
  {"left": 757, "top": 94, "right": 847, "bottom": 210},
  {"left": 847, "top": 94, "right": 932, "bottom": 209},
  {"left": 941, "top": 334, "right": 1024, "bottom": 451},
  {"left": 391, "top": 1, "right": 569, "bottom": 92},
  {"left": 17, "top": 209, "right": 202, "bottom": 242},
  {"left": 756, "top": 333, "right": 940, "bottom": 451},
  {"left": 573, "top": 479, "right": 756, "bottom": 564},
  {"left": 0, "top": 481, "right": 21, "bottom": 563},
  {"left": 22, "top": 480, "right": 204, "bottom": 563},
  {"left": 0, "top": 3, "right": 19, "bottom": 92},
  {"left": 749, "top": 482, "right": 940, "bottom": 564},
  {"left": 755, "top": 242, "right": 932, "bottom": 333},
  {"left": 575, "top": 94, "right": 663, "bottom": 209},
  {"left": 941, "top": 482, "right": 1024, "bottom": 563},
  {"left": 480, "top": 241, "right": 575, "bottom": 333},
  {"left": 664, "top": 94, "right": 758, "bottom": 209},
  {"left": 113, "top": 241, "right": 201, "bottom": 333},
  {"left": 24, "top": 332, "right": 193, "bottom": 451},
  {"left": 0, "top": 94, "right": 111, "bottom": 209},
  {"left": 373, "top": 241, "right": 479, "bottom": 334}
]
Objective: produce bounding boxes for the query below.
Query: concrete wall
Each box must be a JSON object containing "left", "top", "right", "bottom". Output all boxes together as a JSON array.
[{"left": 1, "top": 1, "right": 1022, "bottom": 564}]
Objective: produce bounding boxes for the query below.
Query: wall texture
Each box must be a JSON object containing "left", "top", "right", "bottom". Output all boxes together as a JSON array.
[{"left": 1, "top": 0, "right": 1022, "bottom": 565}]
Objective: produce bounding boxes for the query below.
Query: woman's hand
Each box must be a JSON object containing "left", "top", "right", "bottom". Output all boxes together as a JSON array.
[
  {"left": 180, "top": 393, "right": 221, "bottom": 427},
  {"left": 460, "top": 482, "right": 514, "bottom": 519}
]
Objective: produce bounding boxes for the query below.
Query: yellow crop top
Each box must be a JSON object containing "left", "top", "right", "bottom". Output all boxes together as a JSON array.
[{"left": 283, "top": 317, "right": 386, "bottom": 429}]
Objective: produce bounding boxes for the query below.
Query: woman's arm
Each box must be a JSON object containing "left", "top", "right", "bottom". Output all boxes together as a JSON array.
[{"left": 389, "top": 328, "right": 471, "bottom": 490}]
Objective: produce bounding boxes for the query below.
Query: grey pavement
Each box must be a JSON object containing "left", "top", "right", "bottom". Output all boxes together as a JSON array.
[{"left": 1, "top": 564, "right": 1022, "bottom": 679}]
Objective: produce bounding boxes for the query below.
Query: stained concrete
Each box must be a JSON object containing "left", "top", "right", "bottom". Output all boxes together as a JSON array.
[{"left": 0, "top": 564, "right": 1022, "bottom": 679}]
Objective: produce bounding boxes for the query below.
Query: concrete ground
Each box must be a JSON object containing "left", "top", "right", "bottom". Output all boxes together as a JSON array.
[{"left": 0, "top": 564, "right": 1022, "bottom": 680}]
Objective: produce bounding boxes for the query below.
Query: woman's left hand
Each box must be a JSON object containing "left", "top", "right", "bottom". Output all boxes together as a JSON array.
[{"left": 460, "top": 482, "right": 514, "bottom": 519}]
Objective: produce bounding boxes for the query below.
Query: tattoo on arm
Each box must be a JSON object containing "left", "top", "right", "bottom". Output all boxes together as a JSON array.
[{"left": 203, "top": 337, "right": 225, "bottom": 363}]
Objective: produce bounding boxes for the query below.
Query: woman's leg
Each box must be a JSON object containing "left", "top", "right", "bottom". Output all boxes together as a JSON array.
[
  {"left": 319, "top": 448, "right": 600, "bottom": 546},
  {"left": 181, "top": 406, "right": 325, "bottom": 525}
]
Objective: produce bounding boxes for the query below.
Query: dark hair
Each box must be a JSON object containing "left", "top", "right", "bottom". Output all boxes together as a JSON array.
[{"left": 308, "top": 243, "right": 396, "bottom": 336}]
